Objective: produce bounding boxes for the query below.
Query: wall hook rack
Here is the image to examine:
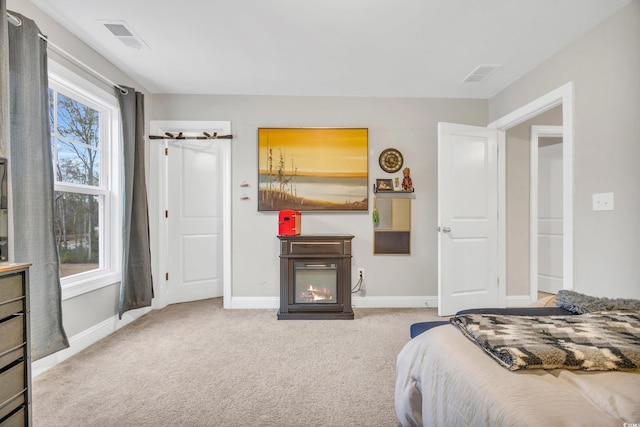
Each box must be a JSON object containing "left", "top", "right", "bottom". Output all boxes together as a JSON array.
[{"left": 149, "top": 131, "right": 233, "bottom": 140}]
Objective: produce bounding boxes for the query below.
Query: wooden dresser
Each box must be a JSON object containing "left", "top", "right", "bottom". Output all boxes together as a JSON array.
[{"left": 0, "top": 264, "right": 31, "bottom": 427}]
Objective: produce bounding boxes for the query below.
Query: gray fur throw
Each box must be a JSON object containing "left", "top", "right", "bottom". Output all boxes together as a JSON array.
[{"left": 556, "top": 290, "right": 640, "bottom": 314}]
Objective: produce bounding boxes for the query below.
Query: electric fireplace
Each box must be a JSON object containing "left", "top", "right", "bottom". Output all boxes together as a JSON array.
[{"left": 277, "top": 234, "right": 354, "bottom": 320}]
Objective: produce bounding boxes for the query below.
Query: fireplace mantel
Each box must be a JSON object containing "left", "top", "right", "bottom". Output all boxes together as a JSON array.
[{"left": 277, "top": 234, "right": 354, "bottom": 320}]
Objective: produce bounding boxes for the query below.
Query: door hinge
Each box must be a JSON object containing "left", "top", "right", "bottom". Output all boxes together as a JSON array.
[
  {"left": 165, "top": 272, "right": 169, "bottom": 281},
  {"left": 165, "top": 147, "right": 168, "bottom": 156},
  {"left": 165, "top": 210, "right": 168, "bottom": 218}
]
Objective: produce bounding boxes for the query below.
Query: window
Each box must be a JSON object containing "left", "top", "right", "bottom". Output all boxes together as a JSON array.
[{"left": 48, "top": 63, "right": 121, "bottom": 298}]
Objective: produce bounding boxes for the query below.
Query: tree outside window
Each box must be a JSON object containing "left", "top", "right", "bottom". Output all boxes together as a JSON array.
[{"left": 49, "top": 89, "right": 105, "bottom": 277}]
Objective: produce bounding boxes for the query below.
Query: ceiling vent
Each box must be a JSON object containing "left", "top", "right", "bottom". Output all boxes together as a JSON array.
[
  {"left": 462, "top": 64, "right": 501, "bottom": 83},
  {"left": 100, "top": 20, "right": 148, "bottom": 50}
]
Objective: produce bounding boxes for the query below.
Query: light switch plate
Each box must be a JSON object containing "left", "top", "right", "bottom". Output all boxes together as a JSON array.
[{"left": 592, "top": 192, "right": 614, "bottom": 211}]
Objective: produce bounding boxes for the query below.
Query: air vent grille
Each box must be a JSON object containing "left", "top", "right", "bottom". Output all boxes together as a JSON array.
[
  {"left": 462, "top": 64, "right": 501, "bottom": 83},
  {"left": 104, "top": 24, "right": 133, "bottom": 37},
  {"left": 100, "top": 20, "right": 148, "bottom": 50}
]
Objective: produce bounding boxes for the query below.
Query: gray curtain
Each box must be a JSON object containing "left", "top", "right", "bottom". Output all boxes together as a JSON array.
[
  {"left": 1, "top": 1, "right": 9, "bottom": 158},
  {"left": 3, "top": 9, "right": 69, "bottom": 359},
  {"left": 117, "top": 87, "right": 153, "bottom": 318}
]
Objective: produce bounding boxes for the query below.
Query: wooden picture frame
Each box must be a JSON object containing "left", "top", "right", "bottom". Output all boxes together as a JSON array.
[
  {"left": 375, "top": 178, "right": 393, "bottom": 191},
  {"left": 258, "top": 128, "right": 368, "bottom": 211}
]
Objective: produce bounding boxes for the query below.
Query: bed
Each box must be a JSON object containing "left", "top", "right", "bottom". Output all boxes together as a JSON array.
[{"left": 395, "top": 292, "right": 640, "bottom": 427}]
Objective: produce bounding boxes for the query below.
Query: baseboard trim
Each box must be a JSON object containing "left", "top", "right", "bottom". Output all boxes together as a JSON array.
[
  {"left": 506, "top": 295, "right": 533, "bottom": 307},
  {"left": 229, "top": 295, "right": 438, "bottom": 309},
  {"left": 229, "top": 295, "right": 533, "bottom": 309},
  {"left": 228, "top": 296, "right": 280, "bottom": 309},
  {"left": 32, "top": 306, "right": 151, "bottom": 378},
  {"left": 352, "top": 296, "right": 437, "bottom": 308}
]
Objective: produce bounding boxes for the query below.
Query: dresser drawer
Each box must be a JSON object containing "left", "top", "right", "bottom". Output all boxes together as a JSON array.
[
  {"left": 0, "top": 275, "right": 23, "bottom": 306},
  {"left": 0, "top": 300, "right": 23, "bottom": 323},
  {"left": 0, "top": 394, "right": 26, "bottom": 424},
  {"left": 0, "top": 405, "right": 26, "bottom": 427},
  {"left": 0, "top": 316, "right": 24, "bottom": 356},
  {"left": 0, "top": 346, "right": 24, "bottom": 373},
  {"left": 0, "top": 361, "right": 26, "bottom": 408}
]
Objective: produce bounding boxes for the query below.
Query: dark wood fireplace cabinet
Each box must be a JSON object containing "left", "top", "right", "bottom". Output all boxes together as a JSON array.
[{"left": 277, "top": 234, "right": 354, "bottom": 320}]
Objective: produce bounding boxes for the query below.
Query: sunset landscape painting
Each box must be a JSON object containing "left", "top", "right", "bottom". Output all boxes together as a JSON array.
[{"left": 258, "top": 128, "right": 368, "bottom": 211}]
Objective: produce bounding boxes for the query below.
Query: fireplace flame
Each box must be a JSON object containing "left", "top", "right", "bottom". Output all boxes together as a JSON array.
[{"left": 297, "top": 285, "right": 335, "bottom": 303}]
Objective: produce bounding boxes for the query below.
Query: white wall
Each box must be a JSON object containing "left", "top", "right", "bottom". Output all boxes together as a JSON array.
[
  {"left": 490, "top": 0, "right": 640, "bottom": 299},
  {"left": 151, "top": 95, "right": 487, "bottom": 304}
]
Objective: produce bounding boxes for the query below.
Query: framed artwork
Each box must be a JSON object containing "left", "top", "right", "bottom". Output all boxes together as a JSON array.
[
  {"left": 258, "top": 128, "right": 368, "bottom": 211},
  {"left": 375, "top": 178, "right": 393, "bottom": 191}
]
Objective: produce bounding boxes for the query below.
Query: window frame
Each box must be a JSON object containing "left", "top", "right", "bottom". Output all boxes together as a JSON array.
[{"left": 48, "top": 60, "right": 122, "bottom": 300}]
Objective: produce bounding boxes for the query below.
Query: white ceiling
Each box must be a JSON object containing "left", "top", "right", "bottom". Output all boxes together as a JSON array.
[{"left": 29, "top": 0, "right": 630, "bottom": 98}]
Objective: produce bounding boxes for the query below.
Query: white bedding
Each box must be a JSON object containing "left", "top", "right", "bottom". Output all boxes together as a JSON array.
[{"left": 395, "top": 324, "right": 640, "bottom": 427}]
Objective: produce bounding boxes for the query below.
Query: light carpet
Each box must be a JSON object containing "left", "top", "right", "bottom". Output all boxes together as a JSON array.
[{"left": 33, "top": 298, "right": 443, "bottom": 427}]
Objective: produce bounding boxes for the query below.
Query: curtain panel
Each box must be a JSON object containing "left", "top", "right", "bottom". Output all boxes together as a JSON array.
[
  {"left": 3, "top": 8, "right": 69, "bottom": 360},
  {"left": 117, "top": 87, "right": 153, "bottom": 318},
  {"left": 1, "top": 1, "right": 9, "bottom": 158}
]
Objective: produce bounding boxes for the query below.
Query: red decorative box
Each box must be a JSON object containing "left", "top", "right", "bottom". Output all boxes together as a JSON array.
[{"left": 278, "top": 210, "right": 301, "bottom": 236}]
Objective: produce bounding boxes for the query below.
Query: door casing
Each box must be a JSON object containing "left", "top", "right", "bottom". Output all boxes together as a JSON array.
[
  {"left": 150, "top": 120, "right": 232, "bottom": 310},
  {"left": 489, "top": 82, "right": 574, "bottom": 306}
]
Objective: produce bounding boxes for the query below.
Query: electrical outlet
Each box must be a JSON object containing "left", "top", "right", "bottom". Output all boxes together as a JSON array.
[
  {"left": 357, "top": 268, "right": 365, "bottom": 281},
  {"left": 592, "top": 192, "right": 614, "bottom": 211}
]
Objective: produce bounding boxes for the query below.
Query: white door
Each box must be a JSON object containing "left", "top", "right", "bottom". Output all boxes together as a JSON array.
[
  {"left": 438, "top": 123, "right": 499, "bottom": 316},
  {"left": 167, "top": 139, "right": 223, "bottom": 304},
  {"left": 537, "top": 141, "right": 563, "bottom": 293}
]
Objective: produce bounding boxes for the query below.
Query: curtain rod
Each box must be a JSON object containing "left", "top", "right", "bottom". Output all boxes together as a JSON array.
[
  {"left": 7, "top": 12, "right": 21, "bottom": 26},
  {"left": 149, "top": 132, "right": 233, "bottom": 140},
  {"left": 7, "top": 11, "right": 129, "bottom": 95}
]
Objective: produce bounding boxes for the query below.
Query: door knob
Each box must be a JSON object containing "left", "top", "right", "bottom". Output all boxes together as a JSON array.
[{"left": 442, "top": 226, "right": 451, "bottom": 233}]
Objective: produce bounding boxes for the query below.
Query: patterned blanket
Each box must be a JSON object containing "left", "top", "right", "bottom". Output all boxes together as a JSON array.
[{"left": 450, "top": 311, "right": 640, "bottom": 371}]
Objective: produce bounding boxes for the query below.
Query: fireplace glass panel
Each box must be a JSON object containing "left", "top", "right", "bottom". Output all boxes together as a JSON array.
[{"left": 294, "top": 261, "right": 338, "bottom": 304}]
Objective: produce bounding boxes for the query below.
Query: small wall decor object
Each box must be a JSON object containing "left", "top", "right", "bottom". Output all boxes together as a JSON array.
[
  {"left": 375, "top": 178, "right": 393, "bottom": 191},
  {"left": 378, "top": 148, "right": 403, "bottom": 173},
  {"left": 372, "top": 207, "right": 379, "bottom": 224},
  {"left": 402, "top": 167, "right": 413, "bottom": 192}
]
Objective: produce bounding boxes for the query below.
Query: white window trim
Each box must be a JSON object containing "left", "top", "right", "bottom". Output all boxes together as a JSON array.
[{"left": 48, "top": 60, "right": 122, "bottom": 301}]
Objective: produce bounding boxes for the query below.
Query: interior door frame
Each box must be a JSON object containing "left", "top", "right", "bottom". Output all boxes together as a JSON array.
[
  {"left": 488, "top": 81, "right": 574, "bottom": 305},
  {"left": 149, "top": 120, "right": 232, "bottom": 310},
  {"left": 530, "top": 125, "right": 564, "bottom": 302}
]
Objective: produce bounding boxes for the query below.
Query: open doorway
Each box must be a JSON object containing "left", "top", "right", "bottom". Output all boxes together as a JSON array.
[
  {"left": 489, "top": 82, "right": 574, "bottom": 306},
  {"left": 504, "top": 106, "right": 564, "bottom": 303},
  {"left": 531, "top": 125, "right": 564, "bottom": 299}
]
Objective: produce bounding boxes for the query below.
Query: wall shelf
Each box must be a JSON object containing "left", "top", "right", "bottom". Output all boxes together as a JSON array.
[{"left": 373, "top": 184, "right": 415, "bottom": 194}]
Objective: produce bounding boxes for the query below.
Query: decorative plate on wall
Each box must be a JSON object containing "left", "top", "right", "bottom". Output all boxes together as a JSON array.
[{"left": 378, "top": 148, "right": 403, "bottom": 173}]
